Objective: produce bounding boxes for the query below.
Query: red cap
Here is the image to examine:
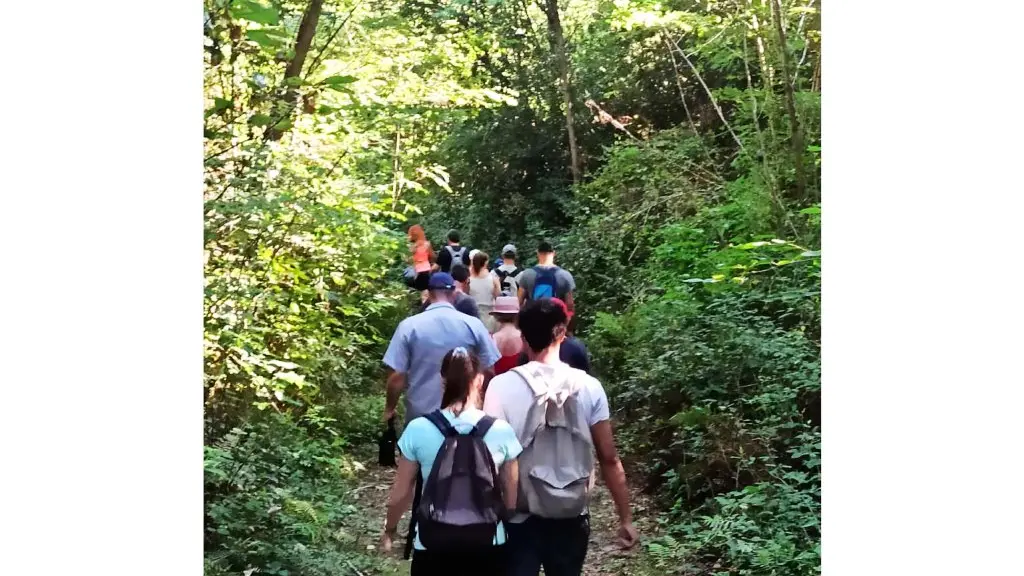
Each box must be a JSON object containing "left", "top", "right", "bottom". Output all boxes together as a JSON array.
[{"left": 549, "top": 297, "right": 572, "bottom": 323}]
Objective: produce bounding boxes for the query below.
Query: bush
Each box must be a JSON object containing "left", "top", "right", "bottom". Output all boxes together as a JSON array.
[{"left": 204, "top": 413, "right": 380, "bottom": 576}]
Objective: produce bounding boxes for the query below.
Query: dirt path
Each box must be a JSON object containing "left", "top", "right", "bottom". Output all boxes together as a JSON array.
[{"left": 346, "top": 464, "right": 658, "bottom": 576}]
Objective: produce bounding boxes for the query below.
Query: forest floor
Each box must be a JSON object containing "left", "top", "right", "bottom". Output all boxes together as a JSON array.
[{"left": 345, "top": 462, "right": 660, "bottom": 576}]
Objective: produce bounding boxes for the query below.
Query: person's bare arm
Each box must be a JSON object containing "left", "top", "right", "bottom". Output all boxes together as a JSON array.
[
  {"left": 381, "top": 456, "right": 419, "bottom": 551},
  {"left": 517, "top": 286, "right": 526, "bottom": 306},
  {"left": 492, "top": 276, "right": 501, "bottom": 298},
  {"left": 384, "top": 370, "right": 405, "bottom": 421},
  {"left": 591, "top": 419, "right": 638, "bottom": 547},
  {"left": 564, "top": 290, "right": 576, "bottom": 313},
  {"left": 500, "top": 459, "right": 519, "bottom": 511}
]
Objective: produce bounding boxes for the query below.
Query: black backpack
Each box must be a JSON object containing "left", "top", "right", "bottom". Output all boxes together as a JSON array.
[{"left": 415, "top": 410, "right": 504, "bottom": 551}]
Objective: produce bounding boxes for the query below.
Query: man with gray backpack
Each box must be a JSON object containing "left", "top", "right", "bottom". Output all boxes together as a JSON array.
[
  {"left": 436, "top": 229, "right": 471, "bottom": 275},
  {"left": 484, "top": 299, "right": 637, "bottom": 576}
]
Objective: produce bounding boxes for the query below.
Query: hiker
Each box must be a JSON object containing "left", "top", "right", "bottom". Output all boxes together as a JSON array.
[
  {"left": 517, "top": 297, "right": 590, "bottom": 374},
  {"left": 490, "top": 296, "right": 523, "bottom": 375},
  {"left": 407, "top": 225, "right": 435, "bottom": 292},
  {"left": 469, "top": 251, "right": 501, "bottom": 332},
  {"left": 516, "top": 240, "right": 576, "bottom": 312},
  {"left": 435, "top": 229, "right": 471, "bottom": 275},
  {"left": 381, "top": 347, "right": 522, "bottom": 575},
  {"left": 384, "top": 272, "right": 501, "bottom": 426},
  {"left": 491, "top": 244, "right": 523, "bottom": 297},
  {"left": 484, "top": 299, "right": 638, "bottom": 576},
  {"left": 419, "top": 267, "right": 479, "bottom": 318}
]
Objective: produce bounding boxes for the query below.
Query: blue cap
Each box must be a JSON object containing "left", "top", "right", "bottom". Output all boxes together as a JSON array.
[{"left": 427, "top": 272, "right": 456, "bottom": 290}]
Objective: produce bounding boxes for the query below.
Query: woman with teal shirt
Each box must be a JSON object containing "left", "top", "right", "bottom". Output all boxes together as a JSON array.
[{"left": 382, "top": 347, "right": 522, "bottom": 575}]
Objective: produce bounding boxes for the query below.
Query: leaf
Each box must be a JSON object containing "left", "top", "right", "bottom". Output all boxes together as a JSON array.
[
  {"left": 213, "top": 97, "right": 233, "bottom": 112},
  {"left": 800, "top": 250, "right": 821, "bottom": 258},
  {"left": 232, "top": 0, "right": 280, "bottom": 25},
  {"left": 246, "top": 29, "right": 285, "bottom": 48},
  {"left": 322, "top": 75, "right": 357, "bottom": 90},
  {"left": 289, "top": 302, "right": 300, "bottom": 314},
  {"left": 248, "top": 114, "right": 273, "bottom": 126},
  {"left": 799, "top": 206, "right": 821, "bottom": 215},
  {"left": 736, "top": 241, "right": 769, "bottom": 250},
  {"left": 275, "top": 371, "right": 306, "bottom": 386},
  {"left": 273, "top": 119, "right": 293, "bottom": 132}
]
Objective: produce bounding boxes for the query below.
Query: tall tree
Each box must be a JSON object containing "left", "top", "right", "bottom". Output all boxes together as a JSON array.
[
  {"left": 268, "top": 0, "right": 324, "bottom": 141},
  {"left": 771, "top": 0, "right": 807, "bottom": 201},
  {"left": 541, "top": 0, "right": 582, "bottom": 186}
]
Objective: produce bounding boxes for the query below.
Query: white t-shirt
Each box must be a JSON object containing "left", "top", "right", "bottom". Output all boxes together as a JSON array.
[{"left": 482, "top": 360, "right": 610, "bottom": 522}]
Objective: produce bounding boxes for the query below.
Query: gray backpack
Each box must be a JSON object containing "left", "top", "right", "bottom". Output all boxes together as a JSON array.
[
  {"left": 445, "top": 245, "right": 468, "bottom": 275},
  {"left": 510, "top": 366, "right": 595, "bottom": 518},
  {"left": 415, "top": 410, "right": 504, "bottom": 551}
]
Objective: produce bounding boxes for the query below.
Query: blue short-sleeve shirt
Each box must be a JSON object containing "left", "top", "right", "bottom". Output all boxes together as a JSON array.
[
  {"left": 382, "top": 302, "right": 501, "bottom": 421},
  {"left": 398, "top": 408, "right": 522, "bottom": 550}
]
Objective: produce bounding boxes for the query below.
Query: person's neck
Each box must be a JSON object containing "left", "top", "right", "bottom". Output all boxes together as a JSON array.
[
  {"left": 503, "top": 258, "right": 516, "bottom": 266},
  {"left": 449, "top": 242, "right": 460, "bottom": 247},
  {"left": 445, "top": 392, "right": 481, "bottom": 414},
  {"left": 537, "top": 257, "right": 555, "bottom": 266},
  {"left": 533, "top": 344, "right": 561, "bottom": 365}
]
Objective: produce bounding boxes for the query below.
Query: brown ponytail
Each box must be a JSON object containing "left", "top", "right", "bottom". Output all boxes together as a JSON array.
[
  {"left": 471, "top": 251, "right": 488, "bottom": 275},
  {"left": 440, "top": 347, "right": 480, "bottom": 414}
]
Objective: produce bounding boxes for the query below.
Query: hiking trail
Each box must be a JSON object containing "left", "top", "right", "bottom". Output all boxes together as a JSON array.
[{"left": 346, "top": 463, "right": 658, "bottom": 575}]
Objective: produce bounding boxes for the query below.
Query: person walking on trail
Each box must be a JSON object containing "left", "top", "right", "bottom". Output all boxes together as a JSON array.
[
  {"left": 383, "top": 272, "right": 503, "bottom": 561},
  {"left": 490, "top": 296, "right": 523, "bottom": 376},
  {"left": 384, "top": 272, "right": 501, "bottom": 426},
  {"left": 469, "top": 251, "right": 501, "bottom": 332},
  {"left": 491, "top": 244, "right": 523, "bottom": 297},
  {"left": 419, "top": 267, "right": 479, "bottom": 318},
  {"left": 484, "top": 299, "right": 638, "bottom": 576},
  {"left": 516, "top": 297, "right": 590, "bottom": 374},
  {"left": 382, "top": 348, "right": 521, "bottom": 575},
  {"left": 406, "top": 225, "right": 435, "bottom": 292},
  {"left": 516, "top": 240, "right": 576, "bottom": 312},
  {"left": 436, "top": 229, "right": 471, "bottom": 275}
]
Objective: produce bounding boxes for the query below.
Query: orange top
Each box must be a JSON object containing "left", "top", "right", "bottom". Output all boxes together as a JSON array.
[{"left": 413, "top": 241, "right": 432, "bottom": 273}]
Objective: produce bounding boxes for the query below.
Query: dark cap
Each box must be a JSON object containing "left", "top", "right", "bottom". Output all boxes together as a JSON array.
[{"left": 427, "top": 272, "right": 456, "bottom": 290}]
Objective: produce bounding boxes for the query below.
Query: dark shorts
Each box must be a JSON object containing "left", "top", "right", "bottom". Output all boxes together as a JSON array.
[
  {"left": 411, "top": 271, "right": 431, "bottom": 291},
  {"left": 411, "top": 545, "right": 506, "bottom": 576},
  {"left": 505, "top": 515, "right": 590, "bottom": 576}
]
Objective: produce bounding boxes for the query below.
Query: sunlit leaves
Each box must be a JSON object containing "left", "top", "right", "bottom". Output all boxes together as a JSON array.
[{"left": 230, "top": 0, "right": 280, "bottom": 26}]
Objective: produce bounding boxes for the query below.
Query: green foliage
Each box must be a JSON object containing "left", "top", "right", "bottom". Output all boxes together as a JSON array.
[{"left": 204, "top": 413, "right": 387, "bottom": 576}]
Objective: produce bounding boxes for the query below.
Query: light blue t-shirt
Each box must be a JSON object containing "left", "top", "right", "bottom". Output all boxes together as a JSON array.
[
  {"left": 397, "top": 407, "right": 523, "bottom": 550},
  {"left": 383, "top": 302, "right": 501, "bottom": 422}
]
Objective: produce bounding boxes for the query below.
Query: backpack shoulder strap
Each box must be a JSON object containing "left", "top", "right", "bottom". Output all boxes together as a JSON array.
[
  {"left": 424, "top": 410, "right": 457, "bottom": 437},
  {"left": 471, "top": 415, "right": 496, "bottom": 438}
]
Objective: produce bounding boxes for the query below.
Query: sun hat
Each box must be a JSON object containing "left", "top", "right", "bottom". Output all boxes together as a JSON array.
[
  {"left": 501, "top": 244, "right": 517, "bottom": 257},
  {"left": 490, "top": 296, "right": 520, "bottom": 316},
  {"left": 427, "top": 272, "right": 456, "bottom": 290}
]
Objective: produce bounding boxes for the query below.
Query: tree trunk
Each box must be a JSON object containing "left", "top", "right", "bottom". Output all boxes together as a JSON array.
[
  {"left": 541, "top": 0, "right": 581, "bottom": 186},
  {"left": 268, "top": 0, "right": 324, "bottom": 141},
  {"left": 770, "top": 0, "right": 807, "bottom": 202}
]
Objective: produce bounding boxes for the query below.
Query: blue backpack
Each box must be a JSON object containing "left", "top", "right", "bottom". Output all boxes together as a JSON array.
[{"left": 531, "top": 266, "right": 558, "bottom": 300}]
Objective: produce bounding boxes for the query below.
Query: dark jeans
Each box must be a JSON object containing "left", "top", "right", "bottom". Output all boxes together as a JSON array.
[
  {"left": 411, "top": 545, "right": 506, "bottom": 576},
  {"left": 505, "top": 515, "right": 590, "bottom": 576}
]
